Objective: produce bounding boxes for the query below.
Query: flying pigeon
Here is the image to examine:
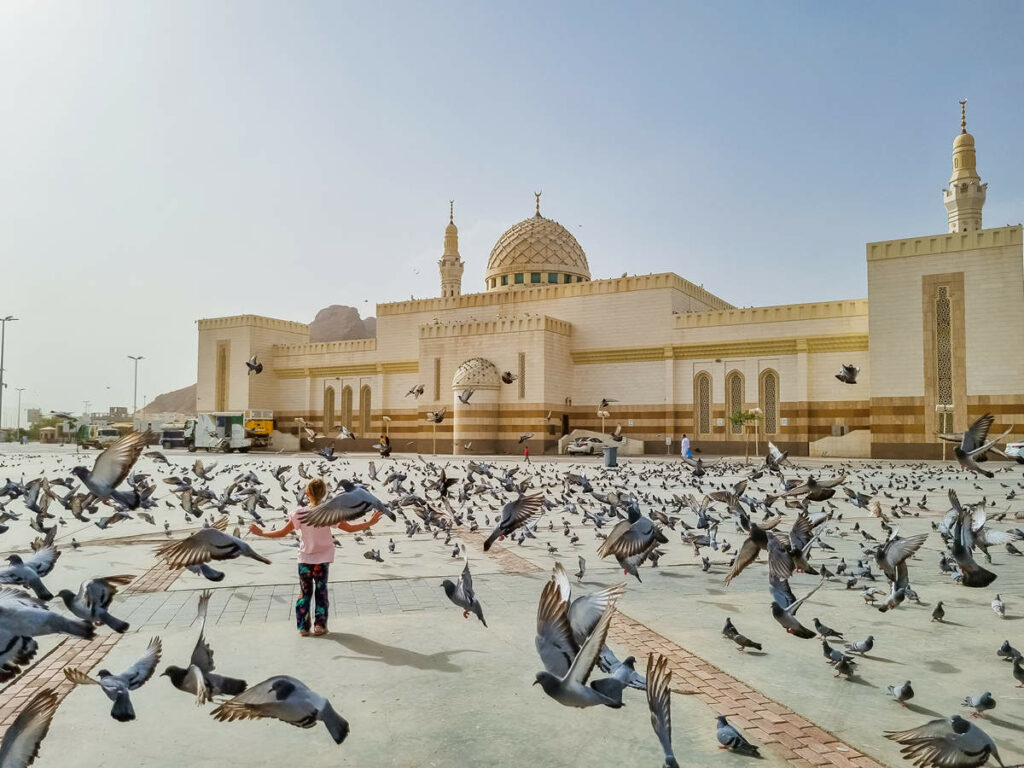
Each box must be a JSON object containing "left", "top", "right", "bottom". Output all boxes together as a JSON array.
[
  {"left": 210, "top": 676, "right": 349, "bottom": 744},
  {"left": 64, "top": 637, "right": 162, "bottom": 721}
]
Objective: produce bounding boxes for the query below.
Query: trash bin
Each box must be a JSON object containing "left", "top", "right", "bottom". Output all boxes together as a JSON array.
[{"left": 602, "top": 445, "right": 618, "bottom": 467}]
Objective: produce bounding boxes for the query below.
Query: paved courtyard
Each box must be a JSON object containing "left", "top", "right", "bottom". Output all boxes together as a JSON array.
[{"left": 1, "top": 444, "right": 1022, "bottom": 767}]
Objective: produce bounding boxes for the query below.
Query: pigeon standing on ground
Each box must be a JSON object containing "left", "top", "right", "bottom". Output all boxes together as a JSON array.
[
  {"left": 64, "top": 637, "right": 163, "bottom": 721},
  {"left": 845, "top": 636, "right": 874, "bottom": 656},
  {"left": 961, "top": 692, "right": 996, "bottom": 718},
  {"left": 716, "top": 716, "right": 761, "bottom": 757},
  {"left": 210, "top": 676, "right": 349, "bottom": 744},
  {"left": 888, "top": 680, "right": 915, "bottom": 706},
  {"left": 931, "top": 602, "right": 946, "bottom": 622}
]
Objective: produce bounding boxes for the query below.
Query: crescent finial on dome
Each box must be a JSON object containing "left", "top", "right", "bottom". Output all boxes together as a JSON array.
[{"left": 534, "top": 190, "right": 542, "bottom": 217}]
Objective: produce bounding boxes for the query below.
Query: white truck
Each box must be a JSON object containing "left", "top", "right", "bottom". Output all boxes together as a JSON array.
[{"left": 184, "top": 411, "right": 273, "bottom": 453}]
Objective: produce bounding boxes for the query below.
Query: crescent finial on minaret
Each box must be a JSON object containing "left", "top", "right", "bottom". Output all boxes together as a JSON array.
[{"left": 959, "top": 98, "right": 967, "bottom": 134}]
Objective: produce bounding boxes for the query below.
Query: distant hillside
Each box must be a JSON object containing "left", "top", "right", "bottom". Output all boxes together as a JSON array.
[{"left": 142, "top": 383, "right": 196, "bottom": 416}]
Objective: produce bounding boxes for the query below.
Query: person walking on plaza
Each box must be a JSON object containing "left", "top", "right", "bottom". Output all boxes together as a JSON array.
[
  {"left": 379, "top": 433, "right": 391, "bottom": 458},
  {"left": 523, "top": 446, "right": 531, "bottom": 463},
  {"left": 249, "top": 478, "right": 383, "bottom": 636},
  {"left": 681, "top": 433, "right": 692, "bottom": 459}
]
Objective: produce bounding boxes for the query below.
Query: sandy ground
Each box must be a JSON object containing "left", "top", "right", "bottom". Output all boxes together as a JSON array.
[{"left": 1, "top": 442, "right": 1022, "bottom": 767}]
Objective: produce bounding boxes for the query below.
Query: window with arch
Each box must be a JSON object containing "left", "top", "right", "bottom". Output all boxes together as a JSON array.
[
  {"left": 341, "top": 386, "right": 353, "bottom": 430},
  {"left": 359, "top": 385, "right": 372, "bottom": 436},
  {"left": 323, "top": 386, "right": 336, "bottom": 432},
  {"left": 759, "top": 370, "right": 779, "bottom": 435},
  {"left": 726, "top": 370, "right": 744, "bottom": 434},
  {"left": 695, "top": 372, "right": 712, "bottom": 435}
]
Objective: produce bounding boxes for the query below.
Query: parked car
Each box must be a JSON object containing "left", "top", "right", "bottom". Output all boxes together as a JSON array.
[
  {"left": 566, "top": 436, "right": 604, "bottom": 455},
  {"left": 1006, "top": 441, "right": 1024, "bottom": 460}
]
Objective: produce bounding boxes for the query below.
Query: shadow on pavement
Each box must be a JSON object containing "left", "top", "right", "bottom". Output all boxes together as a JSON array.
[{"left": 325, "top": 632, "right": 482, "bottom": 672}]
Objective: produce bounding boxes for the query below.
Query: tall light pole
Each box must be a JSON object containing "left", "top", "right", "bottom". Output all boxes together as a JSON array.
[
  {"left": 15, "top": 388, "right": 25, "bottom": 438},
  {"left": 0, "top": 316, "right": 17, "bottom": 430},
  {"left": 128, "top": 355, "right": 144, "bottom": 418}
]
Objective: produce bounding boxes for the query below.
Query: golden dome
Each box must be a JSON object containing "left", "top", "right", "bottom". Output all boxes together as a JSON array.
[
  {"left": 953, "top": 131, "right": 975, "bottom": 149},
  {"left": 484, "top": 195, "right": 590, "bottom": 289}
]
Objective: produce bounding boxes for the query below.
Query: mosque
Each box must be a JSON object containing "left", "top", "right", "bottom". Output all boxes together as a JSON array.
[{"left": 196, "top": 105, "right": 1023, "bottom": 458}]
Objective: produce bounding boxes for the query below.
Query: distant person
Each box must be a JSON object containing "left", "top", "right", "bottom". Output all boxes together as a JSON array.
[
  {"left": 681, "top": 433, "right": 692, "bottom": 459},
  {"left": 379, "top": 434, "right": 391, "bottom": 458},
  {"left": 523, "top": 446, "right": 531, "bottom": 463},
  {"left": 249, "top": 478, "right": 383, "bottom": 636}
]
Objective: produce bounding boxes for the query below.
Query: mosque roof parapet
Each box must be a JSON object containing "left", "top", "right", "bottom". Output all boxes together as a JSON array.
[
  {"left": 866, "top": 224, "right": 1021, "bottom": 262},
  {"left": 676, "top": 299, "right": 868, "bottom": 329},
  {"left": 419, "top": 314, "right": 572, "bottom": 339},
  {"left": 197, "top": 314, "right": 310, "bottom": 334},
  {"left": 272, "top": 337, "right": 377, "bottom": 356},
  {"left": 379, "top": 272, "right": 732, "bottom": 317}
]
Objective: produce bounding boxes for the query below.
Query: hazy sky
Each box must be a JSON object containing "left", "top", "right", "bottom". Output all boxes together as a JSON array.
[{"left": 1, "top": 1, "right": 1022, "bottom": 424}]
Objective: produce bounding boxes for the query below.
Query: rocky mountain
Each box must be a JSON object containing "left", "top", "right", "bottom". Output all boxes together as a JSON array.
[
  {"left": 142, "top": 383, "right": 196, "bottom": 416},
  {"left": 309, "top": 305, "right": 376, "bottom": 343}
]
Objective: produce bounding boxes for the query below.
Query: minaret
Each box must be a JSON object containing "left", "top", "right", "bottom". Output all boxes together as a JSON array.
[
  {"left": 942, "top": 99, "right": 986, "bottom": 233},
  {"left": 438, "top": 200, "right": 464, "bottom": 298}
]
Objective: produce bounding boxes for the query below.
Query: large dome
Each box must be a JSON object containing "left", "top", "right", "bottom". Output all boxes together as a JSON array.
[
  {"left": 452, "top": 357, "right": 500, "bottom": 389},
  {"left": 484, "top": 198, "right": 590, "bottom": 290}
]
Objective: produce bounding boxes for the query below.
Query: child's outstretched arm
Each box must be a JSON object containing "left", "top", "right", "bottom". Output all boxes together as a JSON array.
[
  {"left": 336, "top": 510, "right": 384, "bottom": 533},
  {"left": 249, "top": 519, "right": 295, "bottom": 538}
]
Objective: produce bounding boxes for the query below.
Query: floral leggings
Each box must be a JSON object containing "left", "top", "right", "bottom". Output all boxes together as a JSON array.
[{"left": 296, "top": 563, "right": 329, "bottom": 631}]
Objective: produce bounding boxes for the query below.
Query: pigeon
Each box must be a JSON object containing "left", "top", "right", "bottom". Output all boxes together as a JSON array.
[
  {"left": 813, "top": 618, "right": 843, "bottom": 640},
  {"left": 0, "top": 549, "right": 60, "bottom": 601},
  {"left": 70, "top": 430, "right": 151, "bottom": 506},
  {"left": 835, "top": 364, "right": 859, "bottom": 384},
  {"left": 770, "top": 576, "right": 824, "bottom": 638},
  {"left": 55, "top": 575, "right": 134, "bottom": 634},
  {"left": 405, "top": 384, "right": 425, "bottom": 398},
  {"left": 716, "top": 715, "right": 760, "bottom": 757},
  {"left": 0, "top": 688, "right": 60, "bottom": 768},
  {"left": 885, "top": 715, "right": 1003, "bottom": 767},
  {"left": 501, "top": 371, "right": 518, "bottom": 384},
  {"left": 1013, "top": 657, "right": 1024, "bottom": 688},
  {"left": 962, "top": 692, "right": 996, "bottom": 718},
  {"left": 991, "top": 595, "right": 1005, "bottom": 619},
  {"left": 949, "top": 490, "right": 998, "bottom": 587},
  {"left": 0, "top": 587, "right": 93, "bottom": 642},
  {"left": 298, "top": 482, "right": 396, "bottom": 526},
  {"left": 64, "top": 637, "right": 162, "bottom": 721},
  {"left": 426, "top": 407, "right": 447, "bottom": 424},
  {"left": 457, "top": 389, "right": 474, "bottom": 404},
  {"left": 441, "top": 557, "right": 486, "bottom": 627},
  {"left": 483, "top": 494, "right": 545, "bottom": 551},
  {"left": 186, "top": 563, "right": 226, "bottom": 582},
  {"left": 844, "top": 635, "right": 874, "bottom": 655},
  {"left": 646, "top": 655, "right": 678, "bottom": 768},
  {"left": 996, "top": 640, "right": 1021, "bottom": 663},
  {"left": 575, "top": 556, "right": 586, "bottom": 582},
  {"left": 245, "top": 355, "right": 263, "bottom": 375},
  {"left": 888, "top": 680, "right": 915, "bottom": 706},
  {"left": 156, "top": 518, "right": 271, "bottom": 568},
  {"left": 939, "top": 413, "right": 1013, "bottom": 478},
  {"left": 932, "top": 602, "right": 946, "bottom": 622},
  {"left": 518, "top": 433, "right": 534, "bottom": 444},
  {"left": 210, "top": 675, "right": 349, "bottom": 744},
  {"left": 533, "top": 578, "right": 623, "bottom": 709},
  {"left": 162, "top": 591, "right": 247, "bottom": 704}
]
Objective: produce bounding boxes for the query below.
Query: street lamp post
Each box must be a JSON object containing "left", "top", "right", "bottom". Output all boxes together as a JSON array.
[
  {"left": 128, "top": 356, "right": 144, "bottom": 419},
  {"left": 15, "top": 388, "right": 25, "bottom": 438},
  {"left": 0, "top": 316, "right": 18, "bottom": 430}
]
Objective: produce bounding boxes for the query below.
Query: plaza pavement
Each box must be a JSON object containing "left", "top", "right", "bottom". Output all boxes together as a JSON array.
[{"left": 1, "top": 443, "right": 1022, "bottom": 767}]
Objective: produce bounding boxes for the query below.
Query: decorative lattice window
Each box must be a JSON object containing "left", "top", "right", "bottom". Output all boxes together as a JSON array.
[
  {"left": 215, "top": 342, "right": 229, "bottom": 411},
  {"left": 433, "top": 358, "right": 441, "bottom": 401},
  {"left": 696, "top": 373, "right": 711, "bottom": 434},
  {"left": 761, "top": 370, "right": 778, "bottom": 434},
  {"left": 935, "top": 286, "right": 952, "bottom": 408},
  {"left": 341, "top": 386, "right": 353, "bottom": 429},
  {"left": 518, "top": 352, "right": 526, "bottom": 399},
  {"left": 727, "top": 372, "right": 744, "bottom": 434}
]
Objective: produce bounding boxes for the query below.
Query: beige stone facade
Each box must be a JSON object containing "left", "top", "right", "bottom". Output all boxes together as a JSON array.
[{"left": 196, "top": 114, "right": 1024, "bottom": 458}]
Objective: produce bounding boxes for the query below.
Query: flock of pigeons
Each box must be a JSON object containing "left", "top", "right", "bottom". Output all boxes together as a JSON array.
[{"left": 0, "top": 409, "right": 1021, "bottom": 766}]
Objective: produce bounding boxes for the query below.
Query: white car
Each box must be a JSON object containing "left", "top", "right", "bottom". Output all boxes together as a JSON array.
[
  {"left": 566, "top": 437, "right": 604, "bottom": 456},
  {"left": 1006, "top": 441, "right": 1024, "bottom": 460}
]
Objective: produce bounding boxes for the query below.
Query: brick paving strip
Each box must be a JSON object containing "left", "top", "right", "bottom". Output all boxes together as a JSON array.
[
  {"left": 0, "top": 632, "right": 122, "bottom": 738},
  {"left": 122, "top": 559, "right": 183, "bottom": 594},
  {"left": 466, "top": 534, "right": 886, "bottom": 768}
]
